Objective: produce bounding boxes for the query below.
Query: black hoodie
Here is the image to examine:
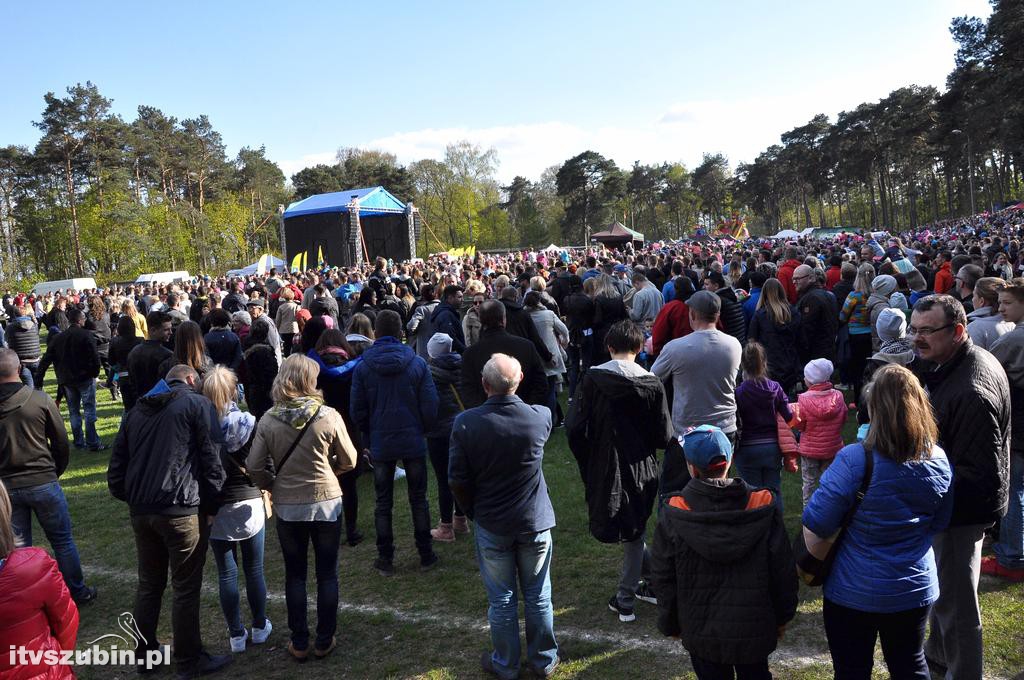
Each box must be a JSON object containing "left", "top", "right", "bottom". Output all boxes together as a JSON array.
[
  {"left": 565, "top": 363, "right": 672, "bottom": 542},
  {"left": 0, "top": 385, "right": 69, "bottom": 489},
  {"left": 108, "top": 380, "right": 225, "bottom": 516},
  {"left": 650, "top": 478, "right": 798, "bottom": 665}
]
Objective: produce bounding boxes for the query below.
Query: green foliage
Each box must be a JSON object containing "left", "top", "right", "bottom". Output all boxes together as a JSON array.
[
  {"left": 2, "top": 84, "right": 289, "bottom": 280},
  {"left": 555, "top": 151, "right": 626, "bottom": 244}
]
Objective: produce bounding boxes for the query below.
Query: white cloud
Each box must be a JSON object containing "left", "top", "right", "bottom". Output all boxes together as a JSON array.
[
  {"left": 276, "top": 57, "right": 981, "bottom": 185},
  {"left": 277, "top": 151, "right": 337, "bottom": 179}
]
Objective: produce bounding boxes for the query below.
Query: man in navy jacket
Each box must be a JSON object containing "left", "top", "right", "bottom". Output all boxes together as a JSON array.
[
  {"left": 450, "top": 353, "right": 558, "bottom": 679},
  {"left": 351, "top": 310, "right": 439, "bottom": 576}
]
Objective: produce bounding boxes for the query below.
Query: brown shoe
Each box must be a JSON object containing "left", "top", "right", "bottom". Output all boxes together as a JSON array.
[
  {"left": 430, "top": 522, "right": 455, "bottom": 542},
  {"left": 313, "top": 636, "right": 337, "bottom": 659},
  {"left": 287, "top": 641, "right": 308, "bottom": 662},
  {"left": 453, "top": 515, "right": 471, "bottom": 534}
]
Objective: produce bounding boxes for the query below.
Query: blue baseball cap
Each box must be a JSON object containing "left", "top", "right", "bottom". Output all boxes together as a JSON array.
[{"left": 682, "top": 425, "right": 733, "bottom": 470}]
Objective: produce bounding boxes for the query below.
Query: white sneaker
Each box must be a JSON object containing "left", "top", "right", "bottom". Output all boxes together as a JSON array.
[
  {"left": 229, "top": 628, "right": 248, "bottom": 653},
  {"left": 251, "top": 619, "right": 272, "bottom": 644},
  {"left": 394, "top": 466, "right": 406, "bottom": 480}
]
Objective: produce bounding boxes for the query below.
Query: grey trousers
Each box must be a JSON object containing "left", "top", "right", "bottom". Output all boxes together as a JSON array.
[
  {"left": 616, "top": 533, "right": 650, "bottom": 608},
  {"left": 801, "top": 457, "right": 832, "bottom": 505},
  {"left": 924, "top": 523, "right": 989, "bottom": 680}
]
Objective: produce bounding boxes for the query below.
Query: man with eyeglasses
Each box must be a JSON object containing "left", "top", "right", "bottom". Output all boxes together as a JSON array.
[
  {"left": 910, "top": 294, "right": 1010, "bottom": 680},
  {"left": 793, "top": 264, "right": 838, "bottom": 365}
]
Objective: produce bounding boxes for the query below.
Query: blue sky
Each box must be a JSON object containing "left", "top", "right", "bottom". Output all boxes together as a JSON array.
[{"left": 3, "top": 0, "right": 992, "bottom": 182}]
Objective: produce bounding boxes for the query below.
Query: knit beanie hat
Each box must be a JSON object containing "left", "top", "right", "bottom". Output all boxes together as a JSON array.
[
  {"left": 889, "top": 292, "right": 909, "bottom": 312},
  {"left": 804, "top": 358, "right": 833, "bottom": 386},
  {"left": 428, "top": 332, "right": 454, "bottom": 359},
  {"left": 876, "top": 307, "right": 906, "bottom": 343},
  {"left": 871, "top": 274, "right": 897, "bottom": 298}
]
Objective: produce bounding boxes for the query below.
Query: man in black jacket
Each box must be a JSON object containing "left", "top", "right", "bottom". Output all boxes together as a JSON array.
[
  {"left": 126, "top": 310, "right": 174, "bottom": 399},
  {"left": 794, "top": 264, "right": 839, "bottom": 365},
  {"left": 911, "top": 295, "right": 1010, "bottom": 680},
  {"left": 108, "top": 364, "right": 230, "bottom": 679},
  {"left": 547, "top": 261, "right": 574, "bottom": 309},
  {"left": 0, "top": 348, "right": 97, "bottom": 605},
  {"left": 650, "top": 425, "right": 797, "bottom": 678},
  {"left": 566, "top": 321, "right": 672, "bottom": 623},
  {"left": 562, "top": 275, "right": 595, "bottom": 398},
  {"left": 703, "top": 272, "right": 746, "bottom": 345},
  {"left": 35, "top": 308, "right": 106, "bottom": 451},
  {"left": 498, "top": 286, "right": 553, "bottom": 362},
  {"left": 460, "top": 301, "right": 548, "bottom": 409},
  {"left": 429, "top": 285, "right": 466, "bottom": 353}
]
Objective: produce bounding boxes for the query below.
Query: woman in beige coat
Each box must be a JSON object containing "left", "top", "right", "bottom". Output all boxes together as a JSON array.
[{"left": 246, "top": 354, "right": 357, "bottom": 661}]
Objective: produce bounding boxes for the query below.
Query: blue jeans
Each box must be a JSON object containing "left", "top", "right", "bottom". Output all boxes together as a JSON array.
[
  {"left": 6, "top": 480, "right": 88, "bottom": 598},
  {"left": 276, "top": 518, "right": 341, "bottom": 651},
  {"left": 474, "top": 524, "right": 558, "bottom": 679},
  {"left": 210, "top": 529, "right": 268, "bottom": 637},
  {"left": 995, "top": 453, "right": 1024, "bottom": 569},
  {"left": 64, "top": 379, "right": 99, "bottom": 447},
  {"left": 734, "top": 441, "right": 784, "bottom": 512},
  {"left": 372, "top": 456, "right": 432, "bottom": 561}
]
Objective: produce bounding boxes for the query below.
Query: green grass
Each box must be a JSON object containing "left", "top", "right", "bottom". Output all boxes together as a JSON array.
[{"left": 22, "top": 374, "right": 1024, "bottom": 679}]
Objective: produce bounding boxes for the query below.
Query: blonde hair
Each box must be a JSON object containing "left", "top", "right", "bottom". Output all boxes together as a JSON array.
[
  {"left": 271, "top": 354, "right": 321, "bottom": 403},
  {"left": 465, "top": 279, "right": 486, "bottom": 296},
  {"left": 202, "top": 365, "right": 238, "bottom": 417},
  {"left": 0, "top": 482, "right": 18, "bottom": 559},
  {"left": 757, "top": 278, "right": 792, "bottom": 325},
  {"left": 280, "top": 287, "right": 295, "bottom": 301},
  {"left": 854, "top": 263, "right": 875, "bottom": 295},
  {"left": 863, "top": 364, "right": 938, "bottom": 464},
  {"left": 120, "top": 300, "right": 139, "bottom": 319},
  {"left": 529, "top": 276, "right": 546, "bottom": 292}
]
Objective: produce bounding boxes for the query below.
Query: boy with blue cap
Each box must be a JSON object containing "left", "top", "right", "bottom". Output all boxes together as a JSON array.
[{"left": 650, "top": 425, "right": 798, "bottom": 679}]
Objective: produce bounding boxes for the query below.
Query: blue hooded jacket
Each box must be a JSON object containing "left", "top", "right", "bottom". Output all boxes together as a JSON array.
[{"left": 350, "top": 337, "right": 438, "bottom": 461}]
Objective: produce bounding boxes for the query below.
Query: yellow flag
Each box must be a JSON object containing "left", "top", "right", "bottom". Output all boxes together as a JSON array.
[
  {"left": 290, "top": 251, "right": 303, "bottom": 272},
  {"left": 317, "top": 246, "right": 325, "bottom": 266},
  {"left": 257, "top": 253, "right": 270, "bottom": 275}
]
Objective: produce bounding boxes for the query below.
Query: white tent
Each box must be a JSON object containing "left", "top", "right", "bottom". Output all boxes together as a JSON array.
[
  {"left": 771, "top": 229, "right": 802, "bottom": 239},
  {"left": 542, "top": 243, "right": 562, "bottom": 252},
  {"left": 226, "top": 254, "right": 286, "bottom": 277}
]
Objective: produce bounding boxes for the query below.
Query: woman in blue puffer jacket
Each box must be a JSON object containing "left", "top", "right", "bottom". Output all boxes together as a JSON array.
[{"left": 802, "top": 364, "right": 952, "bottom": 679}]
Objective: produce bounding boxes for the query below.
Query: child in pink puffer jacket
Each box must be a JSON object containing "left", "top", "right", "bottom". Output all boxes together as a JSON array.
[{"left": 792, "top": 358, "right": 847, "bottom": 505}]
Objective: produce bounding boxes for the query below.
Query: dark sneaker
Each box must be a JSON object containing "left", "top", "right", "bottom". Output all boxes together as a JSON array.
[
  {"left": 608, "top": 595, "right": 635, "bottom": 623},
  {"left": 346, "top": 530, "right": 364, "bottom": 547},
  {"left": 174, "top": 651, "right": 232, "bottom": 679},
  {"left": 89, "top": 443, "right": 110, "bottom": 452},
  {"left": 480, "top": 651, "right": 498, "bottom": 677},
  {"left": 635, "top": 581, "right": 657, "bottom": 605},
  {"left": 420, "top": 552, "right": 440, "bottom": 572},
  {"left": 73, "top": 586, "right": 98, "bottom": 606},
  {"left": 374, "top": 558, "right": 395, "bottom": 577}
]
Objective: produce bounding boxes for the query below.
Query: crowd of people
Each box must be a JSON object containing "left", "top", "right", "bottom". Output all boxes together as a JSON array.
[{"left": 0, "top": 205, "right": 1022, "bottom": 679}]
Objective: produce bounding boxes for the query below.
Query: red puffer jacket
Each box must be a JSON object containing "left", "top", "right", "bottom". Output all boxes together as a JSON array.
[
  {"left": 794, "top": 383, "right": 847, "bottom": 460},
  {"left": 0, "top": 547, "right": 79, "bottom": 680}
]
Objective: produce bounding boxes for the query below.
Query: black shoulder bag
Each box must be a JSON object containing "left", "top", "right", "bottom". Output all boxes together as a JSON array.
[{"left": 793, "top": 444, "right": 874, "bottom": 587}]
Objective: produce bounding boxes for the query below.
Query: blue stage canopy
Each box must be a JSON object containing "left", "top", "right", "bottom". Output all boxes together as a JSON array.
[{"left": 283, "top": 186, "right": 406, "bottom": 219}]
